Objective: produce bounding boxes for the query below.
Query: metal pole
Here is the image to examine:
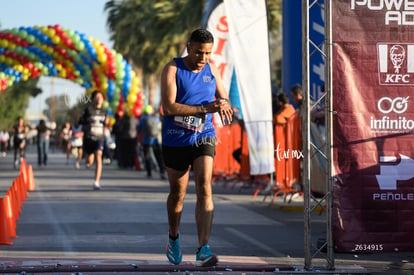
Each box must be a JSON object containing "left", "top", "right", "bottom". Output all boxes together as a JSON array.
[
  {"left": 302, "top": 0, "right": 312, "bottom": 270},
  {"left": 325, "top": 0, "right": 335, "bottom": 270}
]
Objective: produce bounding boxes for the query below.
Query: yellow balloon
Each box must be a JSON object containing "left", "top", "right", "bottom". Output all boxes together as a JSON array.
[
  {"left": 109, "top": 117, "right": 116, "bottom": 126},
  {"left": 0, "top": 40, "right": 8, "bottom": 48},
  {"left": 59, "top": 70, "right": 67, "bottom": 78},
  {"left": 96, "top": 46, "right": 105, "bottom": 55},
  {"left": 47, "top": 28, "right": 55, "bottom": 37},
  {"left": 127, "top": 93, "right": 137, "bottom": 103},
  {"left": 15, "top": 64, "right": 23, "bottom": 72},
  {"left": 129, "top": 85, "right": 139, "bottom": 94},
  {"left": 52, "top": 36, "right": 61, "bottom": 44},
  {"left": 92, "top": 39, "right": 100, "bottom": 48},
  {"left": 97, "top": 53, "right": 107, "bottom": 63}
]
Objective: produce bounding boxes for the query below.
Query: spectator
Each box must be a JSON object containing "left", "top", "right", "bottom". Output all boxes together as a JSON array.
[
  {"left": 273, "top": 93, "right": 296, "bottom": 125},
  {"left": 138, "top": 105, "right": 166, "bottom": 179},
  {"left": 36, "top": 119, "right": 51, "bottom": 167},
  {"left": 12, "top": 117, "right": 29, "bottom": 169},
  {"left": 0, "top": 128, "right": 10, "bottom": 156}
]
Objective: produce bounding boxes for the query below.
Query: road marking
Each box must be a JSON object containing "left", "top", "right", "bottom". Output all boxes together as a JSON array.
[{"left": 225, "top": 227, "right": 285, "bottom": 257}]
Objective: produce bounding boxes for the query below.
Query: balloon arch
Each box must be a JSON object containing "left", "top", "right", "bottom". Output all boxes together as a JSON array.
[{"left": 0, "top": 24, "right": 144, "bottom": 121}]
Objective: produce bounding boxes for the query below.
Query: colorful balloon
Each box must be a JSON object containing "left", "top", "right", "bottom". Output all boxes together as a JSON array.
[{"left": 0, "top": 24, "right": 142, "bottom": 116}]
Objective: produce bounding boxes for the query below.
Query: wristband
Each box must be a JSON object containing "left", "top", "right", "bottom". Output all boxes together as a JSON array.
[{"left": 201, "top": 104, "right": 207, "bottom": 114}]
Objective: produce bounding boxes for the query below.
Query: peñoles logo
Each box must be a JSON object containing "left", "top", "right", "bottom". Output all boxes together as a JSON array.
[
  {"left": 377, "top": 43, "right": 414, "bottom": 85},
  {"left": 370, "top": 96, "right": 414, "bottom": 133}
]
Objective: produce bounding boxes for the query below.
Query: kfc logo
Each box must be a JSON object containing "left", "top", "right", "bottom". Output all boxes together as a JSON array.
[
  {"left": 390, "top": 45, "right": 405, "bottom": 73},
  {"left": 377, "top": 43, "right": 414, "bottom": 85}
]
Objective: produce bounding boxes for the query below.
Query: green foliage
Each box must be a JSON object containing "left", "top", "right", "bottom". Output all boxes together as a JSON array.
[
  {"left": 104, "top": 0, "right": 283, "bottom": 104},
  {"left": 105, "top": 0, "right": 205, "bottom": 76},
  {"left": 0, "top": 78, "right": 41, "bottom": 130}
]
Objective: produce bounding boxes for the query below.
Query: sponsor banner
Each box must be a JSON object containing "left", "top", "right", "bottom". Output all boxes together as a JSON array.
[
  {"left": 332, "top": 0, "right": 414, "bottom": 252},
  {"left": 201, "top": 0, "right": 234, "bottom": 93}
]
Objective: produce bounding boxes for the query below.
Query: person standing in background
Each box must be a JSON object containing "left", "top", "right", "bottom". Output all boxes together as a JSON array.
[
  {"left": 138, "top": 105, "right": 166, "bottom": 179},
  {"left": 0, "top": 128, "right": 10, "bottom": 156},
  {"left": 36, "top": 119, "right": 51, "bottom": 167},
  {"left": 12, "top": 117, "right": 28, "bottom": 169}
]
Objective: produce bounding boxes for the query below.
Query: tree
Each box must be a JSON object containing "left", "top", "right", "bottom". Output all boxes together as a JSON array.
[
  {"left": 105, "top": 0, "right": 206, "bottom": 107},
  {"left": 105, "top": 0, "right": 282, "bottom": 106},
  {"left": 43, "top": 94, "right": 72, "bottom": 127},
  {"left": 0, "top": 78, "right": 42, "bottom": 130}
]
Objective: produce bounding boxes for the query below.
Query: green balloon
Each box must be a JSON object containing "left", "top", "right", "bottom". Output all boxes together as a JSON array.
[
  {"left": 26, "top": 35, "right": 35, "bottom": 44},
  {"left": 19, "top": 30, "right": 28, "bottom": 39}
]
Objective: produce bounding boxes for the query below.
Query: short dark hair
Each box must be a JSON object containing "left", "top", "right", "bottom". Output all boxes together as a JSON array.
[
  {"left": 290, "top": 84, "right": 303, "bottom": 96},
  {"left": 189, "top": 29, "right": 214, "bottom": 44},
  {"left": 91, "top": 90, "right": 102, "bottom": 100},
  {"left": 277, "top": 93, "right": 290, "bottom": 105}
]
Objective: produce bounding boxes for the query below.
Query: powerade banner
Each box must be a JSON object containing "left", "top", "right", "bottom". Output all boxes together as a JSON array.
[{"left": 332, "top": 0, "right": 414, "bottom": 252}]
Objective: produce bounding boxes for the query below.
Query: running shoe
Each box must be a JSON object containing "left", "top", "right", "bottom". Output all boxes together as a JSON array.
[
  {"left": 166, "top": 235, "right": 182, "bottom": 265},
  {"left": 196, "top": 244, "right": 218, "bottom": 267},
  {"left": 93, "top": 181, "right": 101, "bottom": 190}
]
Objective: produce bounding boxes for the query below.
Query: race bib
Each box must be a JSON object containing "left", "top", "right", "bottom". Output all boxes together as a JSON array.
[{"left": 174, "top": 115, "right": 205, "bottom": 132}]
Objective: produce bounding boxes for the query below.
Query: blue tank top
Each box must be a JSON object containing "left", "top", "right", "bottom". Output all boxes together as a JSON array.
[{"left": 162, "top": 57, "right": 216, "bottom": 146}]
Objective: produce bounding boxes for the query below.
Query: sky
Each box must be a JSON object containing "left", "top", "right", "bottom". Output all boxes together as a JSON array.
[{"left": 0, "top": 0, "right": 113, "bottom": 115}]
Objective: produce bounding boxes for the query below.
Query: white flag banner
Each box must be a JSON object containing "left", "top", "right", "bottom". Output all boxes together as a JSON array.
[
  {"left": 224, "top": 0, "right": 274, "bottom": 175},
  {"left": 203, "top": 0, "right": 275, "bottom": 175},
  {"left": 203, "top": 1, "right": 234, "bottom": 93}
]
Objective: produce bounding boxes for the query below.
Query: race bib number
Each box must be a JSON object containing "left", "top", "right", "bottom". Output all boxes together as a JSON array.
[
  {"left": 174, "top": 115, "right": 205, "bottom": 132},
  {"left": 91, "top": 125, "right": 104, "bottom": 138}
]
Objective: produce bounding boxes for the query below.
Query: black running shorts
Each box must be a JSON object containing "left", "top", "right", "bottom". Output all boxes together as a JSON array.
[{"left": 162, "top": 137, "right": 216, "bottom": 171}]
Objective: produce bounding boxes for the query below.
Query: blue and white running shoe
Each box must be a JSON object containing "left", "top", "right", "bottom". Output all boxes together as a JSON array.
[
  {"left": 196, "top": 244, "right": 218, "bottom": 267},
  {"left": 166, "top": 235, "right": 182, "bottom": 265}
]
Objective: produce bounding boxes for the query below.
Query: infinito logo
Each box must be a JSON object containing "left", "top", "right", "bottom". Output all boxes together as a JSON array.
[
  {"left": 377, "top": 43, "right": 414, "bottom": 85},
  {"left": 377, "top": 96, "right": 409, "bottom": 114},
  {"left": 370, "top": 96, "right": 414, "bottom": 133}
]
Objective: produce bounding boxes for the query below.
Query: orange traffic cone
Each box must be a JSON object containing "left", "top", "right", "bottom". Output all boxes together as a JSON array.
[
  {"left": 20, "top": 164, "right": 28, "bottom": 188},
  {"left": 0, "top": 198, "right": 12, "bottom": 245},
  {"left": 17, "top": 176, "right": 27, "bottom": 201},
  {"left": 10, "top": 181, "right": 21, "bottom": 219},
  {"left": 4, "top": 192, "right": 16, "bottom": 239},
  {"left": 27, "top": 165, "right": 35, "bottom": 191},
  {"left": 11, "top": 181, "right": 22, "bottom": 215}
]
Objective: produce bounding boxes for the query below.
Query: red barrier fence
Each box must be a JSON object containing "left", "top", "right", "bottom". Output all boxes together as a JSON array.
[
  {"left": 0, "top": 158, "right": 35, "bottom": 245},
  {"left": 213, "top": 113, "right": 303, "bottom": 201}
]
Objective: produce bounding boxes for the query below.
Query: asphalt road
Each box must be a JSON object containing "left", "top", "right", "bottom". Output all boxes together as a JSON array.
[{"left": 0, "top": 145, "right": 412, "bottom": 274}]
